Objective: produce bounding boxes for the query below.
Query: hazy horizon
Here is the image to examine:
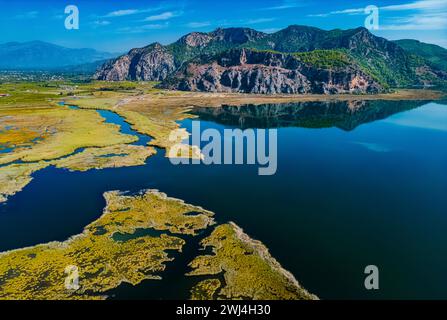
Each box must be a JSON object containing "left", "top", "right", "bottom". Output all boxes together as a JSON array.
[
  {"left": 1, "top": 24, "right": 446, "bottom": 55},
  {"left": 1, "top": 0, "right": 446, "bottom": 52}
]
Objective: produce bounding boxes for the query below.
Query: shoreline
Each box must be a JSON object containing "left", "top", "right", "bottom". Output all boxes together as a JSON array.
[{"left": 121, "top": 88, "right": 446, "bottom": 110}]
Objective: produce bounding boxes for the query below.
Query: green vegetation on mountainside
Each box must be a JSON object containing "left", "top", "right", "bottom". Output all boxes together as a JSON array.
[
  {"left": 394, "top": 39, "right": 447, "bottom": 72},
  {"left": 292, "top": 50, "right": 351, "bottom": 69}
]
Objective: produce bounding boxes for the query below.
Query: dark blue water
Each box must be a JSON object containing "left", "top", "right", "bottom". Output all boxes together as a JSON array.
[
  {"left": 0, "top": 147, "right": 13, "bottom": 154},
  {"left": 0, "top": 100, "right": 446, "bottom": 299}
]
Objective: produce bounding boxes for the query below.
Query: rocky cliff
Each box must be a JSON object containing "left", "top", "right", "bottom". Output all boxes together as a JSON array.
[
  {"left": 94, "top": 25, "right": 446, "bottom": 91},
  {"left": 160, "top": 48, "right": 384, "bottom": 94},
  {"left": 94, "top": 43, "right": 175, "bottom": 81},
  {"left": 94, "top": 28, "right": 265, "bottom": 81}
]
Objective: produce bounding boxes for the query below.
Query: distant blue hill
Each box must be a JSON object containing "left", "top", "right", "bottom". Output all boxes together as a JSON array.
[{"left": 0, "top": 41, "right": 117, "bottom": 70}]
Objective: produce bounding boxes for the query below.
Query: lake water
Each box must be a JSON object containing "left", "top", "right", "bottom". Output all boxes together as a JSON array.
[{"left": 0, "top": 99, "right": 446, "bottom": 299}]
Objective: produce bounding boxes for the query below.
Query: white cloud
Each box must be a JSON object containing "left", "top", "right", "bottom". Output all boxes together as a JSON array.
[
  {"left": 116, "top": 23, "right": 170, "bottom": 34},
  {"left": 309, "top": 8, "right": 364, "bottom": 17},
  {"left": 259, "top": 0, "right": 306, "bottom": 11},
  {"left": 93, "top": 20, "right": 111, "bottom": 27},
  {"left": 105, "top": 9, "right": 140, "bottom": 17},
  {"left": 15, "top": 11, "right": 38, "bottom": 19},
  {"left": 245, "top": 18, "right": 277, "bottom": 25},
  {"left": 103, "top": 4, "right": 174, "bottom": 18},
  {"left": 381, "top": 0, "right": 446, "bottom": 11},
  {"left": 218, "top": 17, "right": 277, "bottom": 27},
  {"left": 381, "top": 12, "right": 447, "bottom": 30},
  {"left": 186, "top": 21, "right": 211, "bottom": 28},
  {"left": 381, "top": 1, "right": 447, "bottom": 30},
  {"left": 308, "top": 0, "right": 447, "bottom": 30},
  {"left": 309, "top": 0, "right": 446, "bottom": 17},
  {"left": 144, "top": 11, "right": 182, "bottom": 21}
]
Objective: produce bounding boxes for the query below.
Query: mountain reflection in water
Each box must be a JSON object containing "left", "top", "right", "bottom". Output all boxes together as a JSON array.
[{"left": 190, "top": 100, "right": 428, "bottom": 131}]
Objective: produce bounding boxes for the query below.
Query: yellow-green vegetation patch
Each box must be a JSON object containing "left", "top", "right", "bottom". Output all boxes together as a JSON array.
[
  {"left": 0, "top": 81, "right": 159, "bottom": 111},
  {"left": 71, "top": 80, "right": 160, "bottom": 95},
  {"left": 0, "top": 107, "right": 137, "bottom": 165},
  {"left": 114, "top": 104, "right": 198, "bottom": 157},
  {"left": 0, "top": 82, "right": 65, "bottom": 110},
  {"left": 52, "top": 144, "right": 156, "bottom": 172},
  {"left": 63, "top": 92, "right": 127, "bottom": 110},
  {"left": 0, "top": 189, "right": 215, "bottom": 300},
  {"left": 65, "top": 84, "right": 198, "bottom": 157},
  {"left": 100, "top": 189, "right": 215, "bottom": 236},
  {"left": 62, "top": 81, "right": 162, "bottom": 110},
  {"left": 0, "top": 81, "right": 168, "bottom": 203},
  {"left": 0, "top": 162, "right": 49, "bottom": 203},
  {"left": 0, "top": 126, "right": 42, "bottom": 150},
  {"left": 187, "top": 223, "right": 318, "bottom": 300},
  {"left": 190, "top": 279, "right": 222, "bottom": 300},
  {"left": 66, "top": 94, "right": 198, "bottom": 156}
]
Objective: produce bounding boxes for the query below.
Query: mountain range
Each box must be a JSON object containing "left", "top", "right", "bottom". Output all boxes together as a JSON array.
[
  {"left": 94, "top": 25, "right": 447, "bottom": 94},
  {"left": 0, "top": 41, "right": 117, "bottom": 70},
  {"left": 393, "top": 39, "right": 447, "bottom": 73},
  {"left": 1, "top": 26, "right": 445, "bottom": 94}
]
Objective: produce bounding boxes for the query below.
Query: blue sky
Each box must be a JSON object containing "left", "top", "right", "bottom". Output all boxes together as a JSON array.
[{"left": 1, "top": 0, "right": 446, "bottom": 52}]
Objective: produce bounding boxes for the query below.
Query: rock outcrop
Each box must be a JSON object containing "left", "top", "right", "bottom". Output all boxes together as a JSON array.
[
  {"left": 161, "top": 48, "right": 384, "bottom": 94},
  {"left": 94, "top": 43, "right": 175, "bottom": 81},
  {"left": 94, "top": 28, "right": 266, "bottom": 82}
]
